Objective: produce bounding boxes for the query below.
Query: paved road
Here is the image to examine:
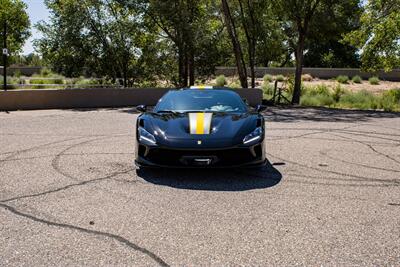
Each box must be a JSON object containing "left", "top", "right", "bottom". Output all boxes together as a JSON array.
[{"left": 0, "top": 107, "right": 399, "bottom": 266}]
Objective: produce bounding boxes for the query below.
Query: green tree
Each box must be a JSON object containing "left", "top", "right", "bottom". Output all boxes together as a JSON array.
[
  {"left": 36, "top": 0, "right": 153, "bottom": 86},
  {"left": 221, "top": 0, "right": 248, "bottom": 88},
  {"left": 344, "top": 0, "right": 400, "bottom": 71},
  {"left": 304, "top": 0, "right": 362, "bottom": 68},
  {"left": 144, "top": 0, "right": 223, "bottom": 87},
  {"left": 0, "top": 0, "right": 30, "bottom": 56}
]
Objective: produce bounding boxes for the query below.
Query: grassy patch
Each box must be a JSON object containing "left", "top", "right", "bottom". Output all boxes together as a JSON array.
[
  {"left": 369, "top": 76, "right": 380, "bottom": 85},
  {"left": 336, "top": 75, "right": 349, "bottom": 84},
  {"left": 352, "top": 75, "right": 362, "bottom": 83},
  {"left": 297, "top": 85, "right": 400, "bottom": 112}
]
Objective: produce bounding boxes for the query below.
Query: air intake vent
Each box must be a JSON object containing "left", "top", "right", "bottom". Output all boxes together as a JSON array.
[
  {"left": 138, "top": 119, "right": 145, "bottom": 127},
  {"left": 256, "top": 118, "right": 262, "bottom": 127}
]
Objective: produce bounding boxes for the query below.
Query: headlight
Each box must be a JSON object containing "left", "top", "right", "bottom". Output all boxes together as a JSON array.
[
  {"left": 243, "top": 127, "right": 263, "bottom": 145},
  {"left": 138, "top": 127, "right": 157, "bottom": 145}
]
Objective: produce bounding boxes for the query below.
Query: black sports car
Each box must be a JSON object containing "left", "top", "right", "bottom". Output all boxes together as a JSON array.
[{"left": 135, "top": 87, "right": 266, "bottom": 168}]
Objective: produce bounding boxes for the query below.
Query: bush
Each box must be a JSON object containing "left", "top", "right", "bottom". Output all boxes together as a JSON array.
[
  {"left": 40, "top": 67, "right": 52, "bottom": 77},
  {"left": 332, "top": 84, "right": 347, "bottom": 102},
  {"left": 262, "top": 83, "right": 275, "bottom": 97},
  {"left": 263, "top": 74, "right": 273, "bottom": 83},
  {"left": 301, "top": 94, "right": 335, "bottom": 107},
  {"left": 339, "top": 90, "right": 378, "bottom": 110},
  {"left": 369, "top": 76, "right": 380, "bottom": 85},
  {"left": 302, "top": 74, "right": 313, "bottom": 81},
  {"left": 215, "top": 75, "right": 227, "bottom": 87},
  {"left": 229, "top": 78, "right": 241, "bottom": 88},
  {"left": 74, "top": 78, "right": 100, "bottom": 86},
  {"left": 275, "top": 75, "right": 285, "bottom": 82},
  {"left": 13, "top": 70, "right": 22, "bottom": 78},
  {"left": 336, "top": 75, "right": 349, "bottom": 84},
  {"left": 352, "top": 75, "right": 362, "bottom": 84},
  {"left": 378, "top": 89, "right": 400, "bottom": 111}
]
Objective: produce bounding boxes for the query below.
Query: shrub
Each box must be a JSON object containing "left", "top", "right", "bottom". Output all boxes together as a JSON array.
[
  {"left": 13, "top": 70, "right": 22, "bottom": 78},
  {"left": 275, "top": 75, "right": 285, "bottom": 82},
  {"left": 40, "top": 67, "right": 52, "bottom": 77},
  {"left": 339, "top": 90, "right": 378, "bottom": 110},
  {"left": 383, "top": 89, "right": 400, "bottom": 102},
  {"left": 215, "top": 75, "right": 227, "bottom": 87},
  {"left": 332, "top": 84, "right": 347, "bottom": 102},
  {"left": 336, "top": 75, "right": 349, "bottom": 84},
  {"left": 302, "top": 74, "right": 313, "bottom": 82},
  {"left": 378, "top": 89, "right": 400, "bottom": 112},
  {"left": 369, "top": 76, "right": 380, "bottom": 85},
  {"left": 263, "top": 74, "right": 273, "bottom": 83},
  {"left": 352, "top": 75, "right": 362, "bottom": 84},
  {"left": 75, "top": 78, "right": 100, "bottom": 86},
  {"left": 301, "top": 94, "right": 335, "bottom": 107},
  {"left": 229, "top": 78, "right": 241, "bottom": 88},
  {"left": 262, "top": 83, "right": 275, "bottom": 96}
]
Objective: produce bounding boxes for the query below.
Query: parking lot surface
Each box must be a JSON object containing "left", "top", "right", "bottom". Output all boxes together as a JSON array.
[{"left": 0, "top": 107, "right": 399, "bottom": 266}]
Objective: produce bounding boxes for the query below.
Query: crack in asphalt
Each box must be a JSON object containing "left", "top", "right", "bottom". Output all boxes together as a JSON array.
[
  {"left": 0, "top": 203, "right": 170, "bottom": 267},
  {"left": 328, "top": 132, "right": 400, "bottom": 165},
  {"left": 0, "top": 169, "right": 133, "bottom": 203},
  {"left": 0, "top": 137, "right": 86, "bottom": 160},
  {"left": 319, "top": 149, "right": 400, "bottom": 173},
  {"left": 267, "top": 153, "right": 399, "bottom": 187}
]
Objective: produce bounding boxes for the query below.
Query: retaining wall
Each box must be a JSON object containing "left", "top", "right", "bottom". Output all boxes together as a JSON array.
[{"left": 0, "top": 88, "right": 263, "bottom": 111}]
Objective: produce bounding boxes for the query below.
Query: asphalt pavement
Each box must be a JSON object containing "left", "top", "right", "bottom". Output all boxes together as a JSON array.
[{"left": 0, "top": 107, "right": 399, "bottom": 266}]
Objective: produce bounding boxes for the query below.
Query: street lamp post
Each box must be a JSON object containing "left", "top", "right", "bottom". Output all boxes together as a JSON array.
[{"left": 3, "top": 21, "right": 7, "bottom": 91}]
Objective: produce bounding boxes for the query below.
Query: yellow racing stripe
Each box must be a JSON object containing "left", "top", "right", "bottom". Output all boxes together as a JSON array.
[{"left": 196, "top": 113, "right": 205, "bottom": 134}]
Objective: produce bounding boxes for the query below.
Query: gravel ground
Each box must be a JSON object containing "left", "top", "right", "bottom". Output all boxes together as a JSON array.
[{"left": 0, "top": 107, "right": 399, "bottom": 266}]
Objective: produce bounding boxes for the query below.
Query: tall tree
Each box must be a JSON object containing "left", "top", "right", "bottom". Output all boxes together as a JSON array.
[
  {"left": 344, "top": 0, "right": 400, "bottom": 71},
  {"left": 273, "top": 0, "right": 322, "bottom": 104},
  {"left": 221, "top": 0, "right": 248, "bottom": 88},
  {"left": 36, "top": 0, "right": 148, "bottom": 86},
  {"left": 0, "top": 0, "right": 30, "bottom": 56},
  {"left": 304, "top": 0, "right": 362, "bottom": 68},
  {"left": 145, "top": 0, "right": 222, "bottom": 87}
]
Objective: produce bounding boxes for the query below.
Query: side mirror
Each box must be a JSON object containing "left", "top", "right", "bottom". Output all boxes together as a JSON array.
[
  {"left": 136, "top": 105, "right": 147, "bottom": 113},
  {"left": 256, "top": 105, "right": 267, "bottom": 113}
]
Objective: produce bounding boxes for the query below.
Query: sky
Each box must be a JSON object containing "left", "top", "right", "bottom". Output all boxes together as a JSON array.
[{"left": 22, "top": 0, "right": 50, "bottom": 55}]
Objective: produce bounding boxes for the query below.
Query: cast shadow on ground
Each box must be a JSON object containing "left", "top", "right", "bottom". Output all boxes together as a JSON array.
[
  {"left": 264, "top": 106, "right": 400, "bottom": 123},
  {"left": 136, "top": 159, "right": 282, "bottom": 191}
]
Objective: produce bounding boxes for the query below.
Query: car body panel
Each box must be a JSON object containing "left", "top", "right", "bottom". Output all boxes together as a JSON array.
[{"left": 135, "top": 88, "right": 266, "bottom": 168}]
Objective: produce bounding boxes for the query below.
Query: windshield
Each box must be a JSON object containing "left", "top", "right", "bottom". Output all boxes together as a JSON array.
[{"left": 154, "top": 90, "right": 248, "bottom": 113}]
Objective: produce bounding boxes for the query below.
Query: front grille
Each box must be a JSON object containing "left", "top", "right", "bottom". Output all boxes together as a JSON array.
[{"left": 145, "top": 147, "right": 259, "bottom": 166}]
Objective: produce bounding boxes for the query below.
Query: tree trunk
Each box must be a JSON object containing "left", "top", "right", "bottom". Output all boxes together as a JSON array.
[
  {"left": 188, "top": 49, "right": 195, "bottom": 86},
  {"left": 221, "top": 0, "right": 248, "bottom": 88},
  {"left": 250, "top": 43, "right": 256, "bottom": 88},
  {"left": 178, "top": 46, "right": 188, "bottom": 87},
  {"left": 292, "top": 34, "right": 305, "bottom": 105}
]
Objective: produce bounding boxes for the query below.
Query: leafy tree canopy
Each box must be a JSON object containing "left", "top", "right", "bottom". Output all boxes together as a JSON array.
[
  {"left": 0, "top": 0, "right": 30, "bottom": 54},
  {"left": 344, "top": 0, "right": 400, "bottom": 71}
]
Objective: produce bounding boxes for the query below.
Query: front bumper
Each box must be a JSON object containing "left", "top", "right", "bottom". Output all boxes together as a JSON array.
[{"left": 135, "top": 143, "right": 266, "bottom": 168}]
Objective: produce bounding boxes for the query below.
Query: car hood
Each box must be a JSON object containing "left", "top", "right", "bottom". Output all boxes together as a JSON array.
[{"left": 139, "top": 112, "right": 260, "bottom": 148}]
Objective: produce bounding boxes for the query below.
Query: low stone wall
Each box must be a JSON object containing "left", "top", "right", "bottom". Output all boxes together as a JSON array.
[
  {"left": 0, "top": 66, "right": 43, "bottom": 76},
  {"left": 215, "top": 67, "right": 400, "bottom": 81},
  {"left": 0, "top": 88, "right": 263, "bottom": 111}
]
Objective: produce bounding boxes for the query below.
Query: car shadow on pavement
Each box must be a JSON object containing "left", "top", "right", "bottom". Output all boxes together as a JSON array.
[{"left": 136, "top": 159, "right": 281, "bottom": 191}]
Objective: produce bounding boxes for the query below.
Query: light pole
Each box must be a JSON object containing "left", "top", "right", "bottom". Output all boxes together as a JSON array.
[{"left": 3, "top": 20, "right": 7, "bottom": 91}]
